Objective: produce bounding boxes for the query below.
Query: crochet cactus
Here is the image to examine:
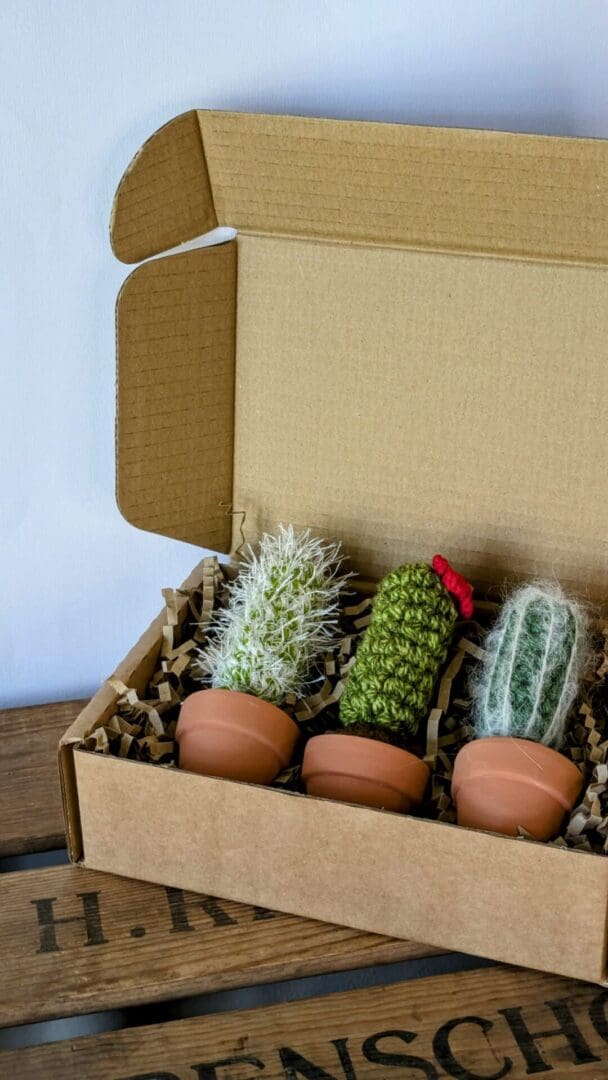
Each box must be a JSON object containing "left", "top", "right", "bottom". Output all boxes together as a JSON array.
[
  {"left": 197, "top": 525, "right": 345, "bottom": 705},
  {"left": 340, "top": 555, "right": 473, "bottom": 737},
  {"left": 472, "top": 582, "right": 588, "bottom": 748}
]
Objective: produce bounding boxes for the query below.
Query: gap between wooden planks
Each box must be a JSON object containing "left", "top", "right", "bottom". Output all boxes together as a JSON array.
[{"left": 3, "top": 964, "right": 608, "bottom": 1079}]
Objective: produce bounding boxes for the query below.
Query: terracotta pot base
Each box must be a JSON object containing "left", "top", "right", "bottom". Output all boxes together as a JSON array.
[
  {"left": 452, "top": 737, "right": 584, "bottom": 841},
  {"left": 302, "top": 733, "right": 430, "bottom": 813},
  {"left": 176, "top": 689, "right": 299, "bottom": 785}
]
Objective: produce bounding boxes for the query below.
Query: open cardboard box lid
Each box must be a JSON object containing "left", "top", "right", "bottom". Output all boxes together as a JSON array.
[
  {"left": 57, "top": 112, "right": 608, "bottom": 987},
  {"left": 113, "top": 110, "right": 608, "bottom": 602}
]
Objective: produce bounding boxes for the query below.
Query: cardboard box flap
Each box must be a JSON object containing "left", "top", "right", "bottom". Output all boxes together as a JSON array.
[
  {"left": 112, "top": 109, "right": 608, "bottom": 265},
  {"left": 111, "top": 111, "right": 217, "bottom": 264},
  {"left": 113, "top": 111, "right": 608, "bottom": 599},
  {"left": 116, "top": 242, "right": 236, "bottom": 550}
]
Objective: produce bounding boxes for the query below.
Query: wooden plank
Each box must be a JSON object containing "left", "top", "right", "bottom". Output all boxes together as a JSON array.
[
  {"left": 0, "top": 700, "right": 87, "bottom": 856},
  {"left": 4, "top": 965, "right": 608, "bottom": 1078},
  {"left": 0, "top": 863, "right": 439, "bottom": 1027}
]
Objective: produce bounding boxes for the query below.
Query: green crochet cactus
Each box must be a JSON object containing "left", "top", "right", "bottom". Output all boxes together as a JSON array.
[
  {"left": 473, "top": 582, "right": 588, "bottom": 748},
  {"left": 340, "top": 557, "right": 470, "bottom": 737},
  {"left": 196, "top": 525, "right": 346, "bottom": 705}
]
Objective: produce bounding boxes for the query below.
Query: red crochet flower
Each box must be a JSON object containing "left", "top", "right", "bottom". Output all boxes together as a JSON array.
[{"left": 432, "top": 554, "right": 474, "bottom": 620}]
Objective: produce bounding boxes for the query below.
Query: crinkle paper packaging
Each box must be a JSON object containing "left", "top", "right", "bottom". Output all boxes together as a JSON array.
[{"left": 81, "top": 557, "right": 608, "bottom": 852}]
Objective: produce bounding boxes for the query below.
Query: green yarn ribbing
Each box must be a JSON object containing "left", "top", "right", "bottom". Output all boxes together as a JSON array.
[
  {"left": 475, "top": 582, "right": 587, "bottom": 748},
  {"left": 340, "top": 562, "right": 457, "bottom": 736}
]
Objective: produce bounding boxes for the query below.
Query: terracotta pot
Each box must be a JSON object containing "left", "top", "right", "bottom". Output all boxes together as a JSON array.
[
  {"left": 176, "top": 689, "right": 299, "bottom": 784},
  {"left": 302, "top": 733, "right": 430, "bottom": 813},
  {"left": 452, "top": 737, "right": 584, "bottom": 841}
]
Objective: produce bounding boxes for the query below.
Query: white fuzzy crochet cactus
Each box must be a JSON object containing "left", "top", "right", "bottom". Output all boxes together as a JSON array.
[
  {"left": 197, "top": 525, "right": 346, "bottom": 704},
  {"left": 472, "top": 581, "right": 588, "bottom": 748}
]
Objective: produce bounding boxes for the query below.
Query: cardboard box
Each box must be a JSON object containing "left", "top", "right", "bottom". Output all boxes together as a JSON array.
[{"left": 60, "top": 110, "right": 608, "bottom": 984}]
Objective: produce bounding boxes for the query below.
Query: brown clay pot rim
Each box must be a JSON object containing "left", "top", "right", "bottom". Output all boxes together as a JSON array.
[
  {"left": 198, "top": 716, "right": 297, "bottom": 768},
  {"left": 303, "top": 766, "right": 421, "bottom": 801},
  {"left": 452, "top": 737, "right": 581, "bottom": 812},
  {"left": 178, "top": 690, "right": 300, "bottom": 768},
  {"left": 309, "top": 732, "right": 419, "bottom": 757},
  {"left": 303, "top": 733, "right": 429, "bottom": 798}
]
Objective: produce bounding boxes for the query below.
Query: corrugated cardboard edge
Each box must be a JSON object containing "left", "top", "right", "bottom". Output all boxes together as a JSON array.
[
  {"left": 111, "top": 108, "right": 608, "bottom": 266},
  {"left": 115, "top": 241, "right": 237, "bottom": 550},
  {"left": 602, "top": 888, "right": 608, "bottom": 985},
  {"left": 58, "top": 558, "right": 211, "bottom": 862},
  {"left": 110, "top": 110, "right": 217, "bottom": 264}
]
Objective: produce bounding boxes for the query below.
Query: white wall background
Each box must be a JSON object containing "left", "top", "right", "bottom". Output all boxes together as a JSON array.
[{"left": 2, "top": 1, "right": 608, "bottom": 708}]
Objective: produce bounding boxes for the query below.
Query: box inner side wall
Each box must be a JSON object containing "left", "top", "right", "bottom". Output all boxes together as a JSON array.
[{"left": 232, "top": 234, "right": 608, "bottom": 600}]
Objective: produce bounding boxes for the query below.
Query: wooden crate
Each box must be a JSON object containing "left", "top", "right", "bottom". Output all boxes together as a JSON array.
[{"left": 2, "top": 701, "right": 607, "bottom": 1078}]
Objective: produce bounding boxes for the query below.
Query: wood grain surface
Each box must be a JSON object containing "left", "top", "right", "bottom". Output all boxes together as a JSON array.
[
  {"left": 0, "top": 863, "right": 438, "bottom": 1027},
  {"left": 4, "top": 964, "right": 608, "bottom": 1078},
  {"left": 0, "top": 700, "right": 86, "bottom": 856}
]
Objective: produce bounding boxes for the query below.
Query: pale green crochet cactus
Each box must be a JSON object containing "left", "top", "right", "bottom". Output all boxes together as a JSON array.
[
  {"left": 473, "top": 582, "right": 588, "bottom": 748},
  {"left": 196, "top": 525, "right": 345, "bottom": 704}
]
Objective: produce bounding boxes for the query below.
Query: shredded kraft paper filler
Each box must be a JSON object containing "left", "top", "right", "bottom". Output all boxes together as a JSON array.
[{"left": 79, "top": 555, "right": 608, "bottom": 855}]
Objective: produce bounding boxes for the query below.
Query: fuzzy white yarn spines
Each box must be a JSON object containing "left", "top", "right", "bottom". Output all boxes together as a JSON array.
[
  {"left": 196, "top": 524, "right": 348, "bottom": 704},
  {"left": 471, "top": 581, "right": 589, "bottom": 749}
]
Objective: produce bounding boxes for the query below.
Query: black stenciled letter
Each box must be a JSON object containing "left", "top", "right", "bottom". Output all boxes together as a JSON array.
[
  {"left": 31, "top": 892, "right": 108, "bottom": 953},
  {"left": 278, "top": 1045, "right": 347, "bottom": 1079},
  {"left": 433, "top": 1016, "right": 511, "bottom": 1079},
  {"left": 362, "top": 1029, "right": 438, "bottom": 1077},
  {"left": 588, "top": 992, "right": 608, "bottom": 1044},
  {"left": 191, "top": 1053, "right": 265, "bottom": 1079},
  {"left": 165, "top": 887, "right": 238, "bottom": 932},
  {"left": 499, "top": 999, "right": 600, "bottom": 1074},
  {"left": 120, "top": 1073, "right": 180, "bottom": 1080},
  {"left": 330, "top": 1039, "right": 357, "bottom": 1080},
  {"left": 252, "top": 905, "right": 276, "bottom": 921}
]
